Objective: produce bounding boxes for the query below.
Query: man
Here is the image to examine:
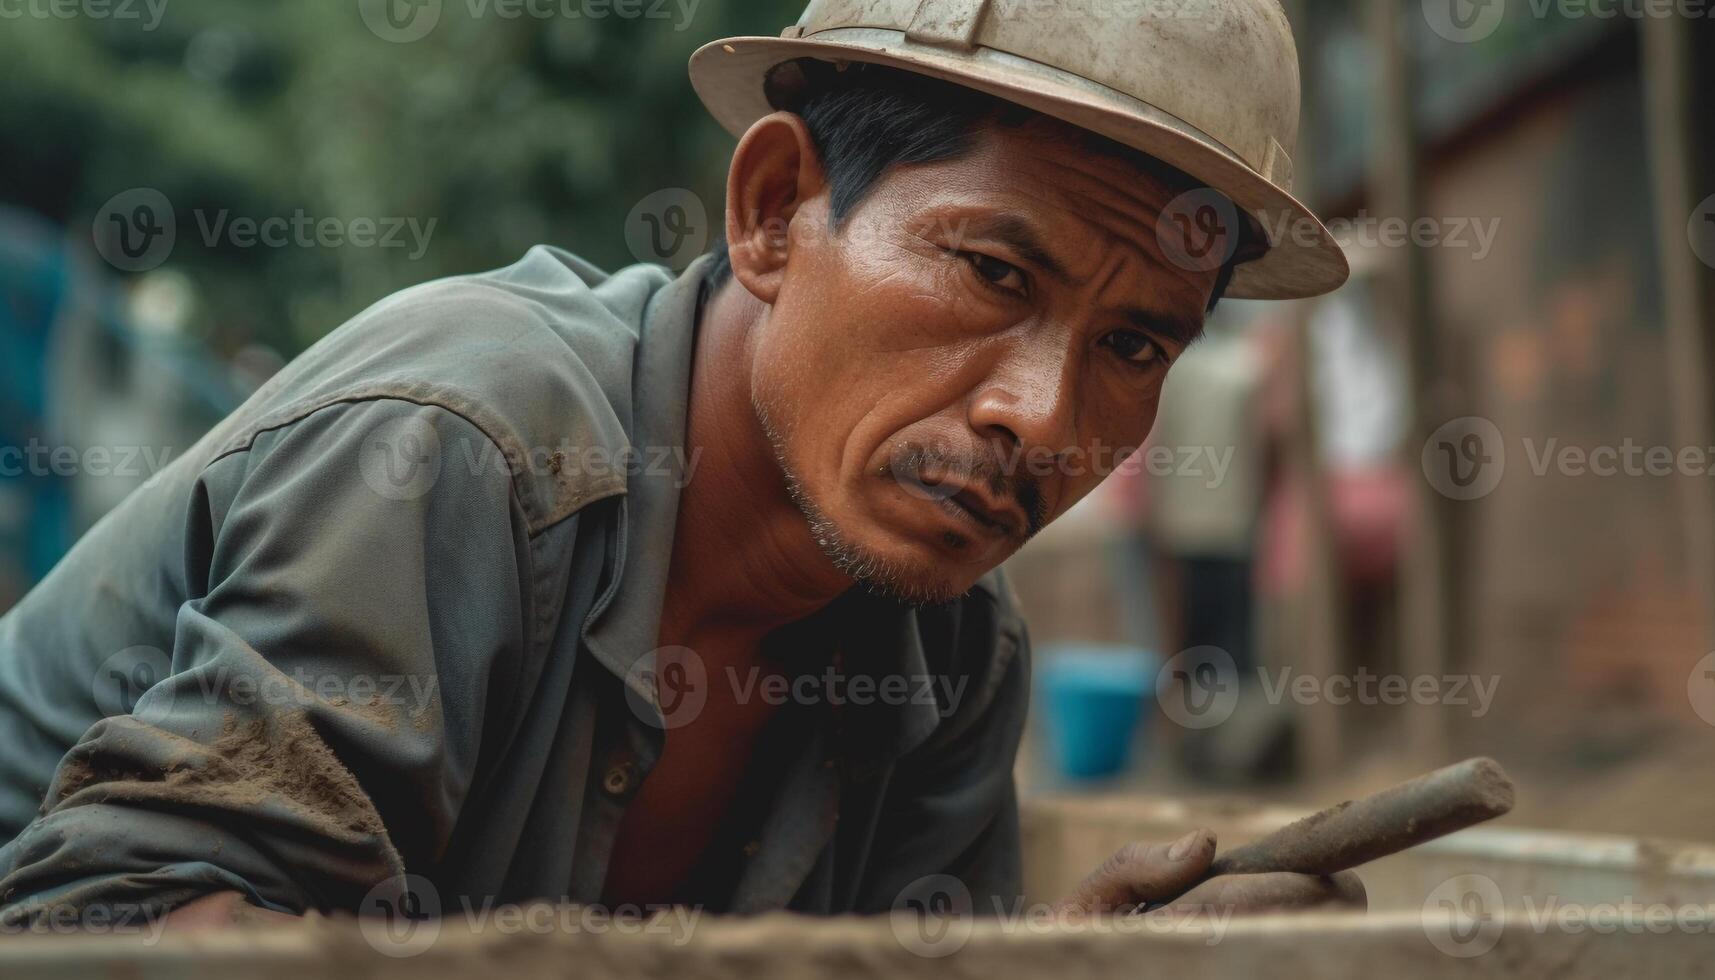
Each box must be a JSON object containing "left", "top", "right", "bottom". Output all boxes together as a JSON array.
[{"left": 0, "top": 0, "right": 1360, "bottom": 928}]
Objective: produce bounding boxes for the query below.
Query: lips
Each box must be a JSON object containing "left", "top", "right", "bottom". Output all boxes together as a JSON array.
[
  {"left": 946, "top": 487, "right": 1022, "bottom": 538},
  {"left": 908, "top": 468, "right": 1025, "bottom": 540}
]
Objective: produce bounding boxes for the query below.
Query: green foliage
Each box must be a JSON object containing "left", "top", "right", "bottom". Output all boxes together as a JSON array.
[{"left": 0, "top": 0, "right": 802, "bottom": 355}]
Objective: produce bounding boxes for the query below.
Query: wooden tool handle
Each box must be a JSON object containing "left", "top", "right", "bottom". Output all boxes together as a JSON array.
[{"left": 1207, "top": 756, "right": 1515, "bottom": 879}]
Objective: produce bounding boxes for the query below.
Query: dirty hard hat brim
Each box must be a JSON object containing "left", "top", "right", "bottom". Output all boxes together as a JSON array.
[{"left": 689, "top": 32, "right": 1350, "bottom": 302}]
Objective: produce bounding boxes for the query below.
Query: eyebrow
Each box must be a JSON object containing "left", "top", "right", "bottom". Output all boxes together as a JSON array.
[{"left": 969, "top": 212, "right": 1208, "bottom": 349}]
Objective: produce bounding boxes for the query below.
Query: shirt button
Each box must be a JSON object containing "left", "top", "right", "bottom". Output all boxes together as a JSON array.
[{"left": 602, "top": 762, "right": 636, "bottom": 797}]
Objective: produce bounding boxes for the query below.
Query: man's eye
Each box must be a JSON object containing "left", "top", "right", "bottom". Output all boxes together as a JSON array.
[
  {"left": 1101, "top": 329, "right": 1164, "bottom": 366},
  {"left": 961, "top": 252, "right": 1026, "bottom": 294}
]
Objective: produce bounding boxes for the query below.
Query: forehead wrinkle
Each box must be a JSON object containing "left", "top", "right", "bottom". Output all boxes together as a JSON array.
[
  {"left": 1035, "top": 210, "right": 1214, "bottom": 345},
  {"left": 1084, "top": 239, "right": 1205, "bottom": 343},
  {"left": 905, "top": 131, "right": 1216, "bottom": 314},
  {"left": 1047, "top": 203, "right": 1206, "bottom": 304},
  {"left": 960, "top": 122, "right": 1179, "bottom": 245},
  {"left": 1090, "top": 248, "right": 1128, "bottom": 306},
  {"left": 1037, "top": 154, "right": 1174, "bottom": 218},
  {"left": 1046, "top": 184, "right": 1170, "bottom": 262}
]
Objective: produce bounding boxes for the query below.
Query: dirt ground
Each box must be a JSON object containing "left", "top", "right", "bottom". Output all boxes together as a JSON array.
[
  {"left": 1289, "top": 734, "right": 1715, "bottom": 845},
  {"left": 1021, "top": 723, "right": 1715, "bottom": 846}
]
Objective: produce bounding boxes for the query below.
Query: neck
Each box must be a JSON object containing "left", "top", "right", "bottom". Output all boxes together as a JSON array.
[{"left": 660, "top": 279, "right": 853, "bottom": 648}]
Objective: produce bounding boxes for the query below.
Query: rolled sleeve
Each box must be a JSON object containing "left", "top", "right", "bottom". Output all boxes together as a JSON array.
[{"left": 0, "top": 398, "right": 532, "bottom": 921}]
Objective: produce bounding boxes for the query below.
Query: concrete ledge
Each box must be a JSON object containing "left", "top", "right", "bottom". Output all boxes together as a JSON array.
[{"left": 1, "top": 910, "right": 1710, "bottom": 979}]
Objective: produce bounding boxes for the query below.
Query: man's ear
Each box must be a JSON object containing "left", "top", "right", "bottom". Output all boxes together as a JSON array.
[{"left": 725, "top": 111, "right": 826, "bottom": 305}]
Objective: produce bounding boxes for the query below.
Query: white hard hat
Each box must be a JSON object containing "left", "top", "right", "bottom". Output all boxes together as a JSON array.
[{"left": 690, "top": 0, "right": 1349, "bottom": 300}]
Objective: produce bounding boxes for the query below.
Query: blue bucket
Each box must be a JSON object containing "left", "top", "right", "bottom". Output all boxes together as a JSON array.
[{"left": 1040, "top": 646, "right": 1158, "bottom": 781}]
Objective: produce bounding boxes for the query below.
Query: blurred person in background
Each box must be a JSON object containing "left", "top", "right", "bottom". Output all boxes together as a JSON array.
[
  {"left": 1136, "top": 310, "right": 1274, "bottom": 783},
  {"left": 1256, "top": 258, "right": 1408, "bottom": 707}
]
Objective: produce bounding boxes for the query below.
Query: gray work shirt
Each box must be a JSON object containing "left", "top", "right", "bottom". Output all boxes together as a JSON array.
[{"left": 0, "top": 248, "right": 1030, "bottom": 922}]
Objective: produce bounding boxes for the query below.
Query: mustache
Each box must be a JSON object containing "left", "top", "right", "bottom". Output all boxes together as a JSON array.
[{"left": 889, "top": 443, "right": 1050, "bottom": 538}]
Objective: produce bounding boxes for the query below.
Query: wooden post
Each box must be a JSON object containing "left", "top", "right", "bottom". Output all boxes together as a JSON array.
[
  {"left": 1278, "top": 0, "right": 1345, "bottom": 781},
  {"left": 1641, "top": 16, "right": 1715, "bottom": 658},
  {"left": 1368, "top": 0, "right": 1451, "bottom": 763}
]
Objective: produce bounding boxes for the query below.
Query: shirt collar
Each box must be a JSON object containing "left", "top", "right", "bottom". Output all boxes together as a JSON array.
[{"left": 581, "top": 256, "right": 706, "bottom": 702}]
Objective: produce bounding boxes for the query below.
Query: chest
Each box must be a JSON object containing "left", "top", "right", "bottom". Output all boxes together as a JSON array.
[{"left": 599, "top": 664, "right": 785, "bottom": 906}]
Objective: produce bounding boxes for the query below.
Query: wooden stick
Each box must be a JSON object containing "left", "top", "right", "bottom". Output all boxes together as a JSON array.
[{"left": 1206, "top": 757, "right": 1515, "bottom": 879}]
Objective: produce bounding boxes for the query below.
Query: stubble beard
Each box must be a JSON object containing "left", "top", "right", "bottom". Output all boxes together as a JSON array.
[{"left": 752, "top": 391, "right": 968, "bottom": 608}]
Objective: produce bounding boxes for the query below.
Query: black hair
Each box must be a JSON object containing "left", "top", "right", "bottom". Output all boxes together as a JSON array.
[{"left": 702, "top": 61, "right": 1256, "bottom": 313}]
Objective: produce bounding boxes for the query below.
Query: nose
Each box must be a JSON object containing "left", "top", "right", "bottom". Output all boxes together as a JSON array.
[{"left": 966, "top": 330, "right": 1080, "bottom": 472}]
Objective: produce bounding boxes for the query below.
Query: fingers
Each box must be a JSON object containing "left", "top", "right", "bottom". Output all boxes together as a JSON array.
[
  {"left": 163, "top": 891, "right": 252, "bottom": 931},
  {"left": 1327, "top": 870, "right": 1368, "bottom": 909},
  {"left": 1056, "top": 829, "right": 1217, "bottom": 915},
  {"left": 1151, "top": 870, "right": 1368, "bottom": 918},
  {"left": 164, "top": 891, "right": 301, "bottom": 930}
]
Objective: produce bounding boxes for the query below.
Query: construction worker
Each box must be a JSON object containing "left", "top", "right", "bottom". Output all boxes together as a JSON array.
[{"left": 0, "top": 0, "right": 1362, "bottom": 930}]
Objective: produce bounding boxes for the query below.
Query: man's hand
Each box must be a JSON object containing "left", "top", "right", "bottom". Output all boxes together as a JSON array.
[
  {"left": 163, "top": 891, "right": 301, "bottom": 930},
  {"left": 1055, "top": 829, "right": 1366, "bottom": 917}
]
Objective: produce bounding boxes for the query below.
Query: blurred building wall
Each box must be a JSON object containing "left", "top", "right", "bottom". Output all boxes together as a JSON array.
[{"left": 1426, "top": 42, "right": 1704, "bottom": 756}]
